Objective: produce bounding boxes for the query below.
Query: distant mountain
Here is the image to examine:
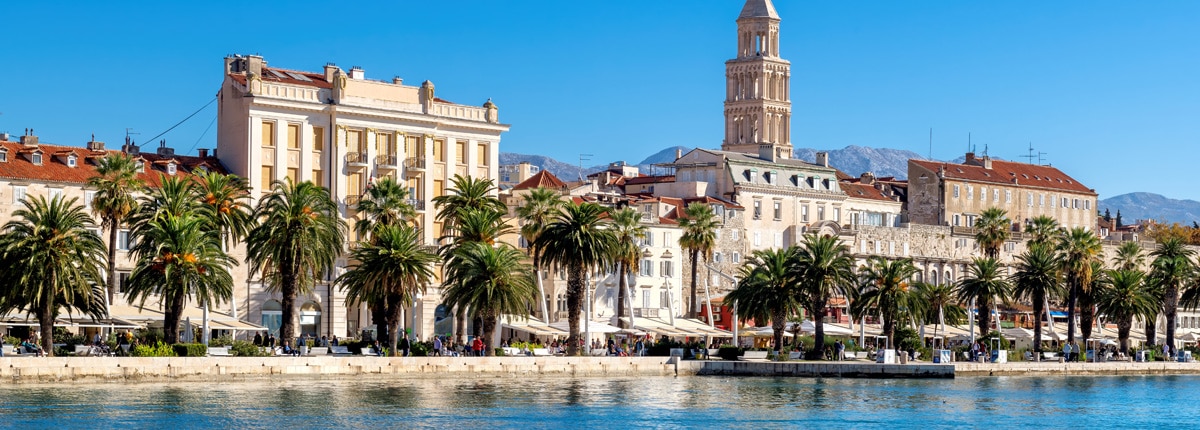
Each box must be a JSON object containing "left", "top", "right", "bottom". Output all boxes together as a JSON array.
[
  {"left": 1100, "top": 192, "right": 1200, "bottom": 225},
  {"left": 498, "top": 153, "right": 603, "bottom": 182},
  {"left": 637, "top": 146, "right": 688, "bottom": 165},
  {"left": 794, "top": 145, "right": 925, "bottom": 179}
]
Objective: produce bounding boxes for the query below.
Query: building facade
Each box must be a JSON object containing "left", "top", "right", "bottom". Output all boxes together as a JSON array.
[{"left": 217, "top": 55, "right": 509, "bottom": 339}]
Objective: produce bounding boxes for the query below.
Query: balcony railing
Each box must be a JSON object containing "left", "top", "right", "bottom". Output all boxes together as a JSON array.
[
  {"left": 633, "top": 308, "right": 660, "bottom": 318},
  {"left": 375, "top": 155, "right": 398, "bottom": 168},
  {"left": 404, "top": 156, "right": 427, "bottom": 171},
  {"left": 345, "top": 152, "right": 368, "bottom": 167},
  {"left": 406, "top": 198, "right": 426, "bottom": 211},
  {"left": 344, "top": 195, "right": 361, "bottom": 206}
]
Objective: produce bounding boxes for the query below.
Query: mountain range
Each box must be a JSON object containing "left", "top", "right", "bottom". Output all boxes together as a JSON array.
[{"left": 500, "top": 145, "right": 1200, "bottom": 225}]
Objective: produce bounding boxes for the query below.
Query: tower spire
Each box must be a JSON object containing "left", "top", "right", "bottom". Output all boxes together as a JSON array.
[{"left": 722, "top": 0, "right": 792, "bottom": 160}]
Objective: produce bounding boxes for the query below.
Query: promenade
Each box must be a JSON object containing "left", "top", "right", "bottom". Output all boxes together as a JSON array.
[{"left": 2, "top": 356, "right": 1198, "bottom": 384}]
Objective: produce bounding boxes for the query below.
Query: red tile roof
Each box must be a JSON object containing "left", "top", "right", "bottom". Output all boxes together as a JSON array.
[
  {"left": 0, "top": 140, "right": 225, "bottom": 188},
  {"left": 230, "top": 67, "right": 333, "bottom": 89},
  {"left": 512, "top": 170, "right": 567, "bottom": 191},
  {"left": 624, "top": 175, "right": 675, "bottom": 186},
  {"left": 911, "top": 159, "right": 1095, "bottom": 195},
  {"left": 840, "top": 182, "right": 896, "bottom": 202}
]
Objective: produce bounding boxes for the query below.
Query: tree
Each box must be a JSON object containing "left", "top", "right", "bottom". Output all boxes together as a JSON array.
[
  {"left": 1112, "top": 242, "right": 1145, "bottom": 272},
  {"left": 678, "top": 203, "right": 718, "bottom": 318},
  {"left": 792, "top": 234, "right": 856, "bottom": 358},
  {"left": 432, "top": 174, "right": 505, "bottom": 342},
  {"left": 956, "top": 258, "right": 1012, "bottom": 339},
  {"left": 354, "top": 176, "right": 415, "bottom": 241},
  {"left": 1058, "top": 227, "right": 1102, "bottom": 343},
  {"left": 726, "top": 248, "right": 802, "bottom": 354},
  {"left": 1103, "top": 208, "right": 1112, "bottom": 222},
  {"left": 912, "top": 282, "right": 966, "bottom": 340},
  {"left": 1115, "top": 210, "right": 1123, "bottom": 227},
  {"left": 1096, "top": 269, "right": 1157, "bottom": 356},
  {"left": 608, "top": 208, "right": 647, "bottom": 329},
  {"left": 1010, "top": 243, "right": 1063, "bottom": 354},
  {"left": 246, "top": 179, "right": 346, "bottom": 345},
  {"left": 87, "top": 153, "right": 145, "bottom": 304},
  {"left": 442, "top": 242, "right": 538, "bottom": 356},
  {"left": 193, "top": 170, "right": 254, "bottom": 250},
  {"left": 1148, "top": 236, "right": 1195, "bottom": 355},
  {"left": 535, "top": 202, "right": 616, "bottom": 356},
  {"left": 855, "top": 256, "right": 919, "bottom": 345},
  {"left": 515, "top": 187, "right": 566, "bottom": 321},
  {"left": 337, "top": 224, "right": 436, "bottom": 356},
  {"left": 125, "top": 213, "right": 234, "bottom": 344},
  {"left": 974, "top": 208, "right": 1011, "bottom": 259},
  {"left": 1025, "top": 215, "right": 1061, "bottom": 248},
  {"left": 0, "top": 196, "right": 108, "bottom": 355}
]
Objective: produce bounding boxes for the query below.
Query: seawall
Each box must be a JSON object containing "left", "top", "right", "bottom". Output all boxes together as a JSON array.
[
  {"left": 0, "top": 356, "right": 678, "bottom": 384},
  {"left": 686, "top": 360, "right": 953, "bottom": 378},
  {"left": 954, "top": 361, "right": 1200, "bottom": 376}
]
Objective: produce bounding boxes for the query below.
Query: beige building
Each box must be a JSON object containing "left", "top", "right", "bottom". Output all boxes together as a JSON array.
[
  {"left": 908, "top": 153, "right": 1098, "bottom": 231},
  {"left": 216, "top": 54, "right": 509, "bottom": 340}
]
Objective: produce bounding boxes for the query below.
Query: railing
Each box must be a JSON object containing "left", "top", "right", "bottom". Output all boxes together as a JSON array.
[
  {"left": 429, "top": 101, "right": 488, "bottom": 122},
  {"left": 406, "top": 198, "right": 426, "bottom": 211},
  {"left": 633, "top": 308, "right": 660, "bottom": 318},
  {"left": 375, "top": 155, "right": 398, "bottom": 167},
  {"left": 404, "top": 157, "right": 427, "bottom": 170},
  {"left": 344, "top": 195, "right": 361, "bottom": 206},
  {"left": 345, "top": 152, "right": 368, "bottom": 166}
]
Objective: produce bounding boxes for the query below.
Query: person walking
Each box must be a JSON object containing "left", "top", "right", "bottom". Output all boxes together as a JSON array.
[
  {"left": 836, "top": 340, "right": 845, "bottom": 361},
  {"left": 472, "top": 337, "right": 485, "bottom": 357},
  {"left": 432, "top": 336, "right": 443, "bottom": 356},
  {"left": 400, "top": 335, "right": 411, "bottom": 357}
]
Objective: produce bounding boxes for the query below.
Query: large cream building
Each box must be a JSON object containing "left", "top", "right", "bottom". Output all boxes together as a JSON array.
[{"left": 216, "top": 54, "right": 509, "bottom": 340}]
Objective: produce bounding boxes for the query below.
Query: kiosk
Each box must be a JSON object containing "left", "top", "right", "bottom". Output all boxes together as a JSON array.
[
  {"left": 875, "top": 335, "right": 896, "bottom": 364},
  {"left": 931, "top": 337, "right": 952, "bottom": 363},
  {"left": 990, "top": 338, "right": 1007, "bottom": 363}
]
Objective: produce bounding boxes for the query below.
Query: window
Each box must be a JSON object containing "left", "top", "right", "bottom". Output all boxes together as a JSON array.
[
  {"left": 375, "top": 133, "right": 393, "bottom": 156},
  {"left": 713, "top": 252, "right": 722, "bottom": 263},
  {"left": 772, "top": 201, "right": 782, "bottom": 220},
  {"left": 312, "top": 169, "right": 323, "bottom": 187},
  {"left": 1062, "top": 197, "right": 1069, "bottom": 208},
  {"left": 455, "top": 140, "right": 467, "bottom": 164},
  {"left": 980, "top": 186, "right": 986, "bottom": 201},
  {"left": 312, "top": 126, "right": 325, "bottom": 151},
  {"left": 117, "top": 229, "right": 132, "bottom": 251},
  {"left": 732, "top": 252, "right": 741, "bottom": 263},
  {"left": 731, "top": 230, "right": 739, "bottom": 240},
  {"left": 753, "top": 200, "right": 762, "bottom": 219},
  {"left": 31, "top": 153, "right": 42, "bottom": 165},
  {"left": 0, "top": 150, "right": 6, "bottom": 162},
  {"left": 85, "top": 191, "right": 96, "bottom": 208},
  {"left": 660, "top": 261, "right": 674, "bottom": 277},
  {"left": 261, "top": 121, "right": 276, "bottom": 147},
  {"left": 664, "top": 232, "right": 672, "bottom": 244},
  {"left": 660, "top": 290, "right": 671, "bottom": 309},
  {"left": 953, "top": 185, "right": 960, "bottom": 198},
  {"left": 753, "top": 232, "right": 761, "bottom": 247},
  {"left": 817, "top": 206, "right": 825, "bottom": 221},
  {"left": 432, "top": 179, "right": 445, "bottom": 198},
  {"left": 118, "top": 271, "right": 131, "bottom": 293},
  {"left": 640, "top": 259, "right": 653, "bottom": 277},
  {"left": 993, "top": 189, "right": 999, "bottom": 202},
  {"left": 1027, "top": 193, "right": 1033, "bottom": 207},
  {"left": 47, "top": 188, "right": 63, "bottom": 201},
  {"left": 287, "top": 167, "right": 299, "bottom": 184},
  {"left": 1005, "top": 189, "right": 1011, "bottom": 203},
  {"left": 1073, "top": 199, "right": 1080, "bottom": 209},
  {"left": 773, "top": 232, "right": 783, "bottom": 248},
  {"left": 434, "top": 139, "right": 446, "bottom": 162},
  {"left": 67, "top": 155, "right": 77, "bottom": 168},
  {"left": 642, "top": 290, "right": 651, "bottom": 308},
  {"left": 287, "top": 124, "right": 300, "bottom": 149},
  {"left": 833, "top": 208, "right": 841, "bottom": 223},
  {"left": 644, "top": 232, "right": 654, "bottom": 246},
  {"left": 477, "top": 143, "right": 488, "bottom": 166},
  {"left": 1039, "top": 194, "right": 1045, "bottom": 207},
  {"left": 801, "top": 205, "right": 809, "bottom": 222},
  {"left": 261, "top": 165, "right": 274, "bottom": 190},
  {"left": 1084, "top": 200, "right": 1091, "bottom": 210},
  {"left": 768, "top": 171, "right": 777, "bottom": 184},
  {"left": 966, "top": 185, "right": 973, "bottom": 200},
  {"left": 1004, "top": 242, "right": 1016, "bottom": 252},
  {"left": 166, "top": 163, "right": 177, "bottom": 175},
  {"left": 953, "top": 214, "right": 961, "bottom": 226},
  {"left": 347, "top": 172, "right": 363, "bottom": 197},
  {"left": 11, "top": 185, "right": 26, "bottom": 205}
]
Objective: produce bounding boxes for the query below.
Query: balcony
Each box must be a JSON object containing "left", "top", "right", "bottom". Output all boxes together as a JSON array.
[
  {"left": 404, "top": 156, "right": 427, "bottom": 172},
  {"left": 633, "top": 308, "right": 661, "bottom": 318},
  {"left": 345, "top": 152, "right": 368, "bottom": 168},
  {"left": 344, "top": 195, "right": 361, "bottom": 206},
  {"left": 375, "top": 155, "right": 398, "bottom": 170},
  {"left": 406, "top": 198, "right": 426, "bottom": 211}
]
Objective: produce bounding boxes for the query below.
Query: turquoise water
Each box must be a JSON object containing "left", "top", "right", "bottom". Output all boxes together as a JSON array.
[{"left": 2, "top": 375, "right": 1198, "bottom": 428}]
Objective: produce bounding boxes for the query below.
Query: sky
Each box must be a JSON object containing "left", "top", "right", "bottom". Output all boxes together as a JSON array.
[{"left": 3, "top": 1, "right": 1199, "bottom": 200}]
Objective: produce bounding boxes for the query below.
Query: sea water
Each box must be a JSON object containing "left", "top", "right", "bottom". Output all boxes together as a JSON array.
[{"left": 2, "top": 375, "right": 1197, "bottom": 428}]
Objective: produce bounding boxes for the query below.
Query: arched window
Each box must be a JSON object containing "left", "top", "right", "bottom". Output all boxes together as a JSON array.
[
  {"left": 262, "top": 300, "right": 283, "bottom": 337},
  {"left": 300, "top": 302, "right": 322, "bottom": 337}
]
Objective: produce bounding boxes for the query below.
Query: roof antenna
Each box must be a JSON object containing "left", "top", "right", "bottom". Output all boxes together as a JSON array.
[
  {"left": 928, "top": 127, "right": 933, "bottom": 160},
  {"left": 578, "top": 153, "right": 593, "bottom": 182}
]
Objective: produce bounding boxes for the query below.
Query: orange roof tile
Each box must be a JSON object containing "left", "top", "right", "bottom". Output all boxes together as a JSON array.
[
  {"left": 512, "top": 170, "right": 567, "bottom": 191},
  {"left": 911, "top": 159, "right": 1094, "bottom": 195},
  {"left": 840, "top": 182, "right": 895, "bottom": 202},
  {"left": 0, "top": 140, "right": 225, "bottom": 188}
]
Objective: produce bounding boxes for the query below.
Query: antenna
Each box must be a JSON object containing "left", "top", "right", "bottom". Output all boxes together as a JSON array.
[
  {"left": 928, "top": 128, "right": 933, "bottom": 160},
  {"left": 1020, "top": 142, "right": 1037, "bottom": 164},
  {"left": 1038, "top": 151, "right": 1048, "bottom": 165},
  {"left": 578, "top": 153, "right": 593, "bottom": 182}
]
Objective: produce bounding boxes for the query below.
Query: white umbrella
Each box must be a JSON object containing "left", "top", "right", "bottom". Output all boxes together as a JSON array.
[
  {"left": 746, "top": 326, "right": 793, "bottom": 337},
  {"left": 551, "top": 320, "right": 620, "bottom": 334},
  {"left": 799, "top": 320, "right": 853, "bottom": 336}
]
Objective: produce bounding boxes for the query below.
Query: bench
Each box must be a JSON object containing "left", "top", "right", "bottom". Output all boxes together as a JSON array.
[
  {"left": 669, "top": 348, "right": 685, "bottom": 358},
  {"left": 739, "top": 351, "right": 769, "bottom": 361},
  {"left": 1042, "top": 352, "right": 1059, "bottom": 360},
  {"left": 707, "top": 348, "right": 720, "bottom": 360},
  {"left": 788, "top": 351, "right": 803, "bottom": 360},
  {"left": 73, "top": 345, "right": 91, "bottom": 356},
  {"left": 363, "top": 347, "right": 379, "bottom": 356},
  {"left": 532, "top": 348, "right": 552, "bottom": 357},
  {"left": 308, "top": 347, "right": 328, "bottom": 356},
  {"left": 208, "top": 347, "right": 232, "bottom": 357},
  {"left": 329, "top": 346, "right": 352, "bottom": 355}
]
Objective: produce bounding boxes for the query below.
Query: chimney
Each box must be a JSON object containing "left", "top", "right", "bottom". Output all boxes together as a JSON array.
[
  {"left": 983, "top": 156, "right": 993, "bottom": 170},
  {"left": 420, "top": 80, "right": 436, "bottom": 112},
  {"left": 156, "top": 139, "right": 174, "bottom": 156},
  {"left": 246, "top": 54, "right": 264, "bottom": 78},
  {"left": 324, "top": 63, "right": 339, "bottom": 83},
  {"left": 0, "top": 132, "right": 9, "bottom": 142},
  {"left": 86, "top": 135, "right": 105, "bottom": 152},
  {"left": 815, "top": 151, "right": 829, "bottom": 168},
  {"left": 349, "top": 66, "right": 365, "bottom": 80},
  {"left": 198, "top": 148, "right": 209, "bottom": 158},
  {"left": 675, "top": 148, "right": 683, "bottom": 160},
  {"left": 964, "top": 152, "right": 978, "bottom": 165},
  {"left": 860, "top": 172, "right": 876, "bottom": 185},
  {"left": 758, "top": 144, "right": 776, "bottom": 162},
  {"left": 20, "top": 128, "right": 38, "bottom": 147},
  {"left": 392, "top": 76, "right": 403, "bottom": 85}
]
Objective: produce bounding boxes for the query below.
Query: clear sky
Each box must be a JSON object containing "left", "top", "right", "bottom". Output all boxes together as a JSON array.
[{"left": 3, "top": 1, "right": 1198, "bottom": 200}]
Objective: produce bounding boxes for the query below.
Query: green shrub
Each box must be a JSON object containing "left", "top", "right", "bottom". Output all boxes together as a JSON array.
[
  {"left": 135, "top": 329, "right": 164, "bottom": 346},
  {"left": 231, "top": 340, "right": 270, "bottom": 357},
  {"left": 896, "top": 327, "right": 922, "bottom": 352},
  {"left": 494, "top": 347, "right": 506, "bottom": 356},
  {"left": 411, "top": 341, "right": 432, "bottom": 357},
  {"left": 979, "top": 330, "right": 1011, "bottom": 350},
  {"left": 4, "top": 336, "right": 20, "bottom": 346},
  {"left": 131, "top": 341, "right": 177, "bottom": 357},
  {"left": 718, "top": 346, "right": 742, "bottom": 361},
  {"left": 172, "top": 343, "right": 208, "bottom": 357},
  {"left": 210, "top": 335, "right": 234, "bottom": 347}
]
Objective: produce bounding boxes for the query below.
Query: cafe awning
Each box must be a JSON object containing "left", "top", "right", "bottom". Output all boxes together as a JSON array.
[{"left": 501, "top": 315, "right": 567, "bottom": 337}]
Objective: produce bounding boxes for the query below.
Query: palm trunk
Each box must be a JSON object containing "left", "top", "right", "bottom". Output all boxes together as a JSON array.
[
  {"left": 372, "top": 302, "right": 389, "bottom": 345},
  {"left": 1118, "top": 318, "right": 1132, "bottom": 356},
  {"left": 771, "top": 307, "right": 785, "bottom": 354},
  {"left": 107, "top": 223, "right": 119, "bottom": 305},
  {"left": 280, "top": 272, "right": 297, "bottom": 348},
  {"left": 616, "top": 261, "right": 627, "bottom": 329},
  {"left": 1080, "top": 293, "right": 1095, "bottom": 344},
  {"left": 1165, "top": 284, "right": 1179, "bottom": 355},
  {"left": 386, "top": 294, "right": 403, "bottom": 357},
  {"left": 566, "top": 265, "right": 584, "bottom": 356},
  {"left": 813, "top": 306, "right": 827, "bottom": 359},
  {"left": 39, "top": 286, "right": 55, "bottom": 356},
  {"left": 1145, "top": 312, "right": 1158, "bottom": 346},
  {"left": 1032, "top": 291, "right": 1044, "bottom": 354},
  {"left": 482, "top": 312, "right": 497, "bottom": 356},
  {"left": 689, "top": 249, "right": 700, "bottom": 319},
  {"left": 1066, "top": 281, "right": 1078, "bottom": 343},
  {"left": 978, "top": 301, "right": 991, "bottom": 338},
  {"left": 164, "top": 292, "right": 186, "bottom": 344}
]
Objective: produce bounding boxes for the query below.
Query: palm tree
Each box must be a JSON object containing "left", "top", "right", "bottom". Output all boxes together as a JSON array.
[
  {"left": 1112, "top": 242, "right": 1145, "bottom": 272},
  {"left": 246, "top": 179, "right": 346, "bottom": 345},
  {"left": 337, "top": 224, "right": 436, "bottom": 356},
  {"left": 678, "top": 203, "right": 718, "bottom": 318},
  {"left": 956, "top": 257, "right": 1012, "bottom": 338},
  {"left": 1078, "top": 260, "right": 1106, "bottom": 343},
  {"left": 193, "top": 170, "right": 254, "bottom": 250},
  {"left": 974, "top": 207, "right": 1011, "bottom": 259},
  {"left": 1010, "top": 243, "right": 1064, "bottom": 355},
  {"left": 912, "top": 282, "right": 966, "bottom": 341},
  {"left": 792, "top": 234, "right": 856, "bottom": 357},
  {"left": 1058, "top": 226, "right": 1102, "bottom": 343},
  {"left": 1148, "top": 236, "right": 1195, "bottom": 355},
  {"left": 354, "top": 176, "right": 415, "bottom": 240},
  {"left": 608, "top": 208, "right": 647, "bottom": 329},
  {"left": 1096, "top": 269, "right": 1157, "bottom": 356},
  {"left": 855, "top": 256, "right": 919, "bottom": 345},
  {"left": 535, "top": 202, "right": 617, "bottom": 356},
  {"left": 0, "top": 196, "right": 108, "bottom": 355},
  {"left": 516, "top": 187, "right": 566, "bottom": 321},
  {"left": 432, "top": 174, "right": 506, "bottom": 235},
  {"left": 1025, "top": 215, "right": 1061, "bottom": 247},
  {"left": 442, "top": 242, "right": 538, "bottom": 356},
  {"left": 125, "top": 213, "right": 234, "bottom": 344},
  {"left": 87, "top": 153, "right": 145, "bottom": 304},
  {"left": 727, "top": 248, "right": 801, "bottom": 354}
]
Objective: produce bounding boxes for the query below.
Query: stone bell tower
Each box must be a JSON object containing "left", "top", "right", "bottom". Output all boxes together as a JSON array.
[{"left": 722, "top": 0, "right": 792, "bottom": 160}]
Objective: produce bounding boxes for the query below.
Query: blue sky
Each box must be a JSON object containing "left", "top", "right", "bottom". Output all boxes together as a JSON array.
[{"left": 3, "top": 1, "right": 1198, "bottom": 200}]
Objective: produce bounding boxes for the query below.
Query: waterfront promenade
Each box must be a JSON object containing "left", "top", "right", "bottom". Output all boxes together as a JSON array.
[{"left": 3, "top": 356, "right": 1199, "bottom": 384}]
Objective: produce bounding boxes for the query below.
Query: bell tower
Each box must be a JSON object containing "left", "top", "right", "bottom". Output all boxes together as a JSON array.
[{"left": 722, "top": 0, "right": 792, "bottom": 160}]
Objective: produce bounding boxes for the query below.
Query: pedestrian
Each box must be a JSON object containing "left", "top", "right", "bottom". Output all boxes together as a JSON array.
[
  {"left": 400, "top": 335, "right": 411, "bottom": 357},
  {"left": 433, "top": 336, "right": 443, "bottom": 356},
  {"left": 472, "top": 337, "right": 485, "bottom": 356},
  {"left": 253, "top": 332, "right": 263, "bottom": 346},
  {"left": 836, "top": 340, "right": 845, "bottom": 361},
  {"left": 1162, "top": 342, "right": 1170, "bottom": 361}
]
